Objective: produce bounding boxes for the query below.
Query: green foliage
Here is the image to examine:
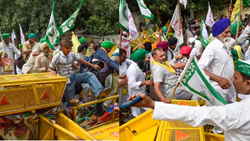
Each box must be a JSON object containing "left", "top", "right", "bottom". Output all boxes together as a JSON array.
[{"left": 0, "top": 0, "right": 119, "bottom": 42}]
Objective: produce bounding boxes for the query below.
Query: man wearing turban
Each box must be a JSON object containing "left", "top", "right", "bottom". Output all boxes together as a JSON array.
[
  {"left": 0, "top": 33, "right": 21, "bottom": 75},
  {"left": 127, "top": 48, "right": 152, "bottom": 117},
  {"left": 34, "top": 42, "right": 50, "bottom": 73},
  {"left": 22, "top": 38, "right": 45, "bottom": 74},
  {"left": 199, "top": 18, "right": 236, "bottom": 106},
  {"left": 22, "top": 33, "right": 37, "bottom": 62}
]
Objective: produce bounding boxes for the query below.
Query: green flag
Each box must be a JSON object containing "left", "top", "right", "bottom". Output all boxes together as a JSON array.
[
  {"left": 59, "top": 0, "right": 84, "bottom": 35},
  {"left": 119, "top": 0, "right": 129, "bottom": 32},
  {"left": 200, "top": 17, "right": 209, "bottom": 48},
  {"left": 243, "top": 0, "right": 249, "bottom": 6},
  {"left": 179, "top": 56, "right": 228, "bottom": 106},
  {"left": 136, "top": 0, "right": 154, "bottom": 20},
  {"left": 45, "top": 1, "right": 60, "bottom": 49}
]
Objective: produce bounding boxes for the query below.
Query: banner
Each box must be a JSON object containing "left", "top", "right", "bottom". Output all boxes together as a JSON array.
[
  {"left": 119, "top": 0, "right": 129, "bottom": 32},
  {"left": 170, "top": 4, "right": 183, "bottom": 45},
  {"left": 136, "top": 0, "right": 154, "bottom": 20},
  {"left": 121, "top": 37, "right": 131, "bottom": 58},
  {"left": 45, "top": 1, "right": 60, "bottom": 49},
  {"left": 200, "top": 17, "right": 209, "bottom": 47},
  {"left": 59, "top": 0, "right": 84, "bottom": 34},
  {"left": 19, "top": 23, "right": 25, "bottom": 44},
  {"left": 11, "top": 29, "right": 16, "bottom": 45},
  {"left": 178, "top": 56, "right": 228, "bottom": 106},
  {"left": 205, "top": 2, "right": 215, "bottom": 27},
  {"left": 180, "top": 0, "right": 187, "bottom": 9},
  {"left": 71, "top": 32, "right": 80, "bottom": 54},
  {"left": 127, "top": 5, "right": 138, "bottom": 40}
]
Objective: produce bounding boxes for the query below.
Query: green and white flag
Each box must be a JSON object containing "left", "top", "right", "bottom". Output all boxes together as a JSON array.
[
  {"left": 178, "top": 56, "right": 228, "bottom": 106},
  {"left": 59, "top": 0, "right": 84, "bottom": 35},
  {"left": 200, "top": 17, "right": 209, "bottom": 48},
  {"left": 136, "top": 0, "right": 154, "bottom": 20},
  {"left": 45, "top": 1, "right": 60, "bottom": 49},
  {"left": 119, "top": 0, "right": 129, "bottom": 32}
]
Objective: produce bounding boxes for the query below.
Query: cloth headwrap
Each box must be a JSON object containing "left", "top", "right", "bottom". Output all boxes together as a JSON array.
[
  {"left": 168, "top": 37, "right": 178, "bottom": 46},
  {"left": 40, "top": 38, "right": 46, "bottom": 43},
  {"left": 168, "top": 33, "right": 174, "bottom": 37},
  {"left": 40, "top": 42, "right": 48, "bottom": 51},
  {"left": 19, "top": 44, "right": 23, "bottom": 48},
  {"left": 28, "top": 33, "right": 36, "bottom": 39},
  {"left": 212, "top": 18, "right": 231, "bottom": 37},
  {"left": 79, "top": 37, "right": 87, "bottom": 43},
  {"left": 189, "top": 37, "right": 196, "bottom": 43},
  {"left": 236, "top": 59, "right": 250, "bottom": 76},
  {"left": 101, "top": 40, "right": 114, "bottom": 49},
  {"left": 78, "top": 43, "right": 88, "bottom": 52},
  {"left": 156, "top": 41, "right": 170, "bottom": 51},
  {"left": 180, "top": 46, "right": 192, "bottom": 56},
  {"left": 163, "top": 26, "right": 168, "bottom": 32},
  {"left": 2, "top": 33, "right": 10, "bottom": 40},
  {"left": 123, "top": 31, "right": 128, "bottom": 36},
  {"left": 231, "top": 21, "right": 243, "bottom": 36},
  {"left": 130, "top": 49, "right": 148, "bottom": 62}
]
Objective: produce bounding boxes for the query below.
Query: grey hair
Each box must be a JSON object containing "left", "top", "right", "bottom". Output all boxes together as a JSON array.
[{"left": 151, "top": 48, "right": 163, "bottom": 57}]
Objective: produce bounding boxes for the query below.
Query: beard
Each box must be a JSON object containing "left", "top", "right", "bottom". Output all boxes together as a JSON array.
[
  {"left": 43, "top": 52, "right": 50, "bottom": 57},
  {"left": 218, "top": 36, "right": 233, "bottom": 49}
]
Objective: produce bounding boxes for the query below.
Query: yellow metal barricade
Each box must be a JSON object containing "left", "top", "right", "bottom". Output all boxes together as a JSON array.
[
  {"left": 119, "top": 109, "right": 161, "bottom": 141},
  {"left": 0, "top": 73, "right": 67, "bottom": 116},
  {"left": 156, "top": 100, "right": 205, "bottom": 141}
]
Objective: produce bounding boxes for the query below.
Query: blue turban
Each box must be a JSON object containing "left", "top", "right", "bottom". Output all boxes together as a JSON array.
[
  {"left": 212, "top": 18, "right": 231, "bottom": 37},
  {"left": 163, "top": 26, "right": 168, "bottom": 32}
]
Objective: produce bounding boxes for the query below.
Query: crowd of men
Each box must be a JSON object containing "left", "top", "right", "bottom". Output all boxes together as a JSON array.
[
  {"left": 120, "top": 16, "right": 250, "bottom": 140},
  {"left": 0, "top": 33, "right": 119, "bottom": 122}
]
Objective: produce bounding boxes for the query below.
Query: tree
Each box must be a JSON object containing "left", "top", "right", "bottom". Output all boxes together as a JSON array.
[{"left": 0, "top": 0, "right": 119, "bottom": 43}]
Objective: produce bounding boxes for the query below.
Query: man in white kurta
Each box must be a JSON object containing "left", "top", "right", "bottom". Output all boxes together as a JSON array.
[
  {"left": 130, "top": 59, "right": 250, "bottom": 141},
  {"left": 199, "top": 18, "right": 236, "bottom": 104},
  {"left": 119, "top": 49, "right": 133, "bottom": 105},
  {"left": 0, "top": 33, "right": 20, "bottom": 75},
  {"left": 127, "top": 50, "right": 152, "bottom": 117}
]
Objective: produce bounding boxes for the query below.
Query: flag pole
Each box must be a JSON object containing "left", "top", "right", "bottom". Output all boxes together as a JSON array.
[
  {"left": 235, "top": 0, "right": 242, "bottom": 45},
  {"left": 170, "top": 56, "right": 194, "bottom": 100},
  {"left": 119, "top": 28, "right": 122, "bottom": 49}
]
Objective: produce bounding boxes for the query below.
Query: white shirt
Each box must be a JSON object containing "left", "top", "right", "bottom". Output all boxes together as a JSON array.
[
  {"left": 152, "top": 94, "right": 250, "bottom": 141},
  {"left": 238, "top": 25, "right": 250, "bottom": 47},
  {"left": 0, "top": 42, "right": 20, "bottom": 75},
  {"left": 119, "top": 59, "right": 133, "bottom": 95},
  {"left": 127, "top": 62, "right": 146, "bottom": 96},
  {"left": 199, "top": 38, "right": 236, "bottom": 103}
]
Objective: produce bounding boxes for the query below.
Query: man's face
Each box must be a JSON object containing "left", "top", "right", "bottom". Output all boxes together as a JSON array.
[
  {"left": 119, "top": 53, "right": 127, "bottom": 64},
  {"left": 154, "top": 49, "right": 166, "bottom": 63},
  {"left": 29, "top": 38, "right": 35, "bottom": 44},
  {"left": 43, "top": 46, "right": 50, "bottom": 53},
  {"left": 232, "top": 71, "right": 249, "bottom": 94},
  {"left": 171, "top": 44, "right": 177, "bottom": 50},
  {"left": 219, "top": 26, "right": 231, "bottom": 39},
  {"left": 90, "top": 43, "right": 94, "bottom": 48},
  {"left": 4, "top": 38, "right": 9, "bottom": 45},
  {"left": 81, "top": 48, "right": 87, "bottom": 55},
  {"left": 61, "top": 45, "right": 72, "bottom": 55},
  {"left": 106, "top": 47, "right": 112, "bottom": 53}
]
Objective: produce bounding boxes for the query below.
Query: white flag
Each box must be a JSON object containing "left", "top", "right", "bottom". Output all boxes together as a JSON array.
[
  {"left": 121, "top": 37, "right": 131, "bottom": 58},
  {"left": 45, "top": 2, "right": 60, "bottom": 49},
  {"left": 136, "top": 0, "right": 154, "bottom": 20},
  {"left": 119, "top": 0, "right": 129, "bottom": 32},
  {"left": 170, "top": 4, "right": 183, "bottom": 45},
  {"left": 126, "top": 5, "right": 138, "bottom": 40},
  {"left": 11, "top": 29, "right": 16, "bottom": 45},
  {"left": 180, "top": 0, "right": 187, "bottom": 9},
  {"left": 19, "top": 24, "right": 25, "bottom": 44},
  {"left": 205, "top": 2, "right": 215, "bottom": 27},
  {"left": 179, "top": 56, "right": 228, "bottom": 106}
]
